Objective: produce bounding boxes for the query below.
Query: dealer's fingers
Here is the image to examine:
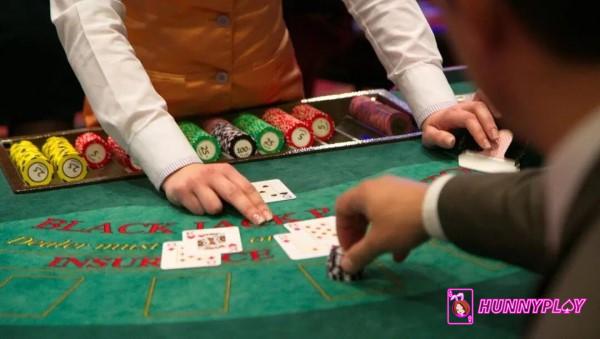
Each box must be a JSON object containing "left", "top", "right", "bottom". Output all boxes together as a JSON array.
[
  {"left": 177, "top": 190, "right": 206, "bottom": 215},
  {"left": 461, "top": 101, "right": 499, "bottom": 141},
  {"left": 224, "top": 169, "right": 272, "bottom": 221},
  {"left": 193, "top": 185, "right": 223, "bottom": 215},
  {"left": 210, "top": 175, "right": 265, "bottom": 225},
  {"left": 422, "top": 125, "right": 456, "bottom": 149}
]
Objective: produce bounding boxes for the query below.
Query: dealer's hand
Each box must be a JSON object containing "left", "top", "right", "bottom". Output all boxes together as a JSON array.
[
  {"left": 163, "top": 163, "right": 272, "bottom": 225},
  {"left": 421, "top": 99, "right": 499, "bottom": 150},
  {"left": 335, "top": 176, "right": 430, "bottom": 273}
]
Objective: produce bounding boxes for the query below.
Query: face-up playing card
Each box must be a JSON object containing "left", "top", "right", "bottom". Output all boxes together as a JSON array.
[
  {"left": 284, "top": 216, "right": 339, "bottom": 247},
  {"left": 160, "top": 241, "right": 222, "bottom": 270},
  {"left": 274, "top": 233, "right": 331, "bottom": 260},
  {"left": 182, "top": 227, "right": 243, "bottom": 254},
  {"left": 252, "top": 179, "right": 296, "bottom": 203}
]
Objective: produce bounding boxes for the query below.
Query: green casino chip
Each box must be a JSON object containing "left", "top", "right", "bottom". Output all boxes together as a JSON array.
[
  {"left": 233, "top": 113, "right": 285, "bottom": 154},
  {"left": 179, "top": 121, "right": 222, "bottom": 162}
]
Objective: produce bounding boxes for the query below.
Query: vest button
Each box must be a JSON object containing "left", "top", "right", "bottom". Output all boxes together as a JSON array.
[
  {"left": 215, "top": 71, "right": 229, "bottom": 84},
  {"left": 216, "top": 14, "right": 231, "bottom": 27}
]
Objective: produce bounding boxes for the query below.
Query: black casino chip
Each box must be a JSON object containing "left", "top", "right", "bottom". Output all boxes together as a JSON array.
[{"left": 327, "top": 245, "right": 363, "bottom": 282}]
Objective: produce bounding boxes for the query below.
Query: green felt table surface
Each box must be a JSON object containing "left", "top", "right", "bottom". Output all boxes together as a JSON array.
[{"left": 0, "top": 83, "right": 539, "bottom": 339}]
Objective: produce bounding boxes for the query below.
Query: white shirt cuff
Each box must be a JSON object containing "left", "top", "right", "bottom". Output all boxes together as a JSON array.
[
  {"left": 392, "top": 63, "right": 457, "bottom": 127},
  {"left": 422, "top": 174, "right": 455, "bottom": 240},
  {"left": 128, "top": 115, "right": 203, "bottom": 190}
]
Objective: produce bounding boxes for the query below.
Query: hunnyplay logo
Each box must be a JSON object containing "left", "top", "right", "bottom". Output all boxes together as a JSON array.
[
  {"left": 447, "top": 288, "right": 474, "bottom": 325},
  {"left": 477, "top": 298, "right": 587, "bottom": 314},
  {"left": 447, "top": 288, "right": 587, "bottom": 326}
]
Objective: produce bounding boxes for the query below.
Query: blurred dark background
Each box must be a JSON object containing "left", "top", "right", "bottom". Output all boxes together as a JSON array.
[{"left": 0, "top": 0, "right": 453, "bottom": 137}]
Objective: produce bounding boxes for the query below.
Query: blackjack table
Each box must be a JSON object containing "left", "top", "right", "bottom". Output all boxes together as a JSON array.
[{"left": 0, "top": 78, "right": 539, "bottom": 338}]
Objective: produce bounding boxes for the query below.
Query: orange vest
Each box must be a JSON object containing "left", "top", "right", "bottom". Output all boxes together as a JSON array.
[{"left": 84, "top": 0, "right": 304, "bottom": 126}]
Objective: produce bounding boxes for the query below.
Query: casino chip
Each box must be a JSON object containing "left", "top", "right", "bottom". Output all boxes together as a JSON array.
[
  {"left": 74, "top": 132, "right": 111, "bottom": 169},
  {"left": 106, "top": 136, "right": 142, "bottom": 173},
  {"left": 262, "top": 108, "right": 314, "bottom": 149},
  {"left": 41, "top": 137, "right": 88, "bottom": 182},
  {"left": 349, "top": 96, "right": 416, "bottom": 136},
  {"left": 291, "top": 104, "right": 335, "bottom": 141},
  {"left": 327, "top": 246, "right": 364, "bottom": 282},
  {"left": 179, "top": 121, "right": 222, "bottom": 162},
  {"left": 9, "top": 140, "right": 54, "bottom": 187},
  {"left": 202, "top": 118, "right": 257, "bottom": 159},
  {"left": 233, "top": 113, "right": 285, "bottom": 154}
]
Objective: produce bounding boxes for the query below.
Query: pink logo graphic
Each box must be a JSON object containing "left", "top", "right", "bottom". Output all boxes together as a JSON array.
[{"left": 447, "top": 288, "right": 474, "bottom": 325}]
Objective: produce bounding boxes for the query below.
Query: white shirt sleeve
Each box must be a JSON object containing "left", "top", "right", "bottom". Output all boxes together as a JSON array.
[
  {"left": 422, "top": 174, "right": 455, "bottom": 240},
  {"left": 50, "top": 0, "right": 201, "bottom": 190},
  {"left": 342, "top": 0, "right": 457, "bottom": 127}
]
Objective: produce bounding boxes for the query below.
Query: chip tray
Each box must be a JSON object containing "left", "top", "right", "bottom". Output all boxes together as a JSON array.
[{"left": 0, "top": 89, "right": 422, "bottom": 193}]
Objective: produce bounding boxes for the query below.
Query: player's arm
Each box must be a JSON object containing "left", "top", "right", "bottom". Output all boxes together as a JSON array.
[
  {"left": 50, "top": 0, "right": 270, "bottom": 223},
  {"left": 342, "top": 0, "right": 498, "bottom": 149},
  {"left": 335, "top": 171, "right": 552, "bottom": 274}
]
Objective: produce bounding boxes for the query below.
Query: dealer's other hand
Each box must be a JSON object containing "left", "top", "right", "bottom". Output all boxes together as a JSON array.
[
  {"left": 335, "top": 176, "right": 430, "bottom": 274},
  {"left": 163, "top": 163, "right": 272, "bottom": 225},
  {"left": 421, "top": 99, "right": 499, "bottom": 150}
]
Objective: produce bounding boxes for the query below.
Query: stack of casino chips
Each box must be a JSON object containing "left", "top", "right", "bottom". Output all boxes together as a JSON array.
[
  {"left": 202, "top": 118, "right": 257, "bottom": 159},
  {"left": 291, "top": 104, "right": 335, "bottom": 141},
  {"left": 327, "top": 245, "right": 363, "bottom": 282},
  {"left": 106, "top": 136, "right": 142, "bottom": 172},
  {"left": 9, "top": 140, "right": 54, "bottom": 187},
  {"left": 179, "top": 121, "right": 222, "bottom": 162},
  {"left": 349, "top": 96, "right": 416, "bottom": 136},
  {"left": 233, "top": 113, "right": 285, "bottom": 154},
  {"left": 262, "top": 108, "right": 314, "bottom": 149},
  {"left": 41, "top": 137, "right": 88, "bottom": 182},
  {"left": 74, "top": 132, "right": 111, "bottom": 169}
]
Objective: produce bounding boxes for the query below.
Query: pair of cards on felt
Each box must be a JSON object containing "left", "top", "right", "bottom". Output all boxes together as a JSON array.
[
  {"left": 161, "top": 227, "right": 243, "bottom": 270},
  {"left": 161, "top": 179, "right": 296, "bottom": 270}
]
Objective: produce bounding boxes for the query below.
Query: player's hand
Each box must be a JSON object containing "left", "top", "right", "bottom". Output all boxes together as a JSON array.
[
  {"left": 421, "top": 99, "right": 499, "bottom": 150},
  {"left": 162, "top": 163, "right": 272, "bottom": 224},
  {"left": 335, "top": 176, "right": 429, "bottom": 274}
]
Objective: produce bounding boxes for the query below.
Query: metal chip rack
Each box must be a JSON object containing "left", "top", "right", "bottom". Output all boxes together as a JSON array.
[{"left": 0, "top": 89, "right": 423, "bottom": 193}]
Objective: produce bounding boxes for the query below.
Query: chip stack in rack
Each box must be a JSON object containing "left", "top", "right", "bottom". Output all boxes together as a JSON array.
[
  {"left": 41, "top": 136, "right": 88, "bottom": 182},
  {"left": 291, "top": 104, "right": 335, "bottom": 141},
  {"left": 74, "top": 132, "right": 111, "bottom": 169},
  {"left": 327, "top": 245, "right": 364, "bottom": 282},
  {"left": 106, "top": 136, "right": 142, "bottom": 173},
  {"left": 233, "top": 113, "right": 285, "bottom": 154},
  {"left": 262, "top": 108, "right": 314, "bottom": 149},
  {"left": 179, "top": 122, "right": 222, "bottom": 162},
  {"left": 202, "top": 118, "right": 257, "bottom": 159},
  {"left": 9, "top": 140, "right": 54, "bottom": 187},
  {"left": 349, "top": 96, "right": 416, "bottom": 136}
]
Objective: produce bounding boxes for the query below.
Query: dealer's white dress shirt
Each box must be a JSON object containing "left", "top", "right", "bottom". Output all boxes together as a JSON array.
[{"left": 50, "top": 0, "right": 456, "bottom": 190}]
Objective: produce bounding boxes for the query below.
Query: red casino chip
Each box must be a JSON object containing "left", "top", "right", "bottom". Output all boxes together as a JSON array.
[
  {"left": 74, "top": 132, "right": 111, "bottom": 169},
  {"left": 291, "top": 104, "right": 335, "bottom": 141},
  {"left": 106, "top": 136, "right": 142, "bottom": 173},
  {"left": 262, "top": 108, "right": 314, "bottom": 149},
  {"left": 349, "top": 96, "right": 416, "bottom": 136}
]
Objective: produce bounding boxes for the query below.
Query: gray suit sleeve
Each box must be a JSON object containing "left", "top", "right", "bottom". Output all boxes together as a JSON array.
[{"left": 438, "top": 170, "right": 550, "bottom": 272}]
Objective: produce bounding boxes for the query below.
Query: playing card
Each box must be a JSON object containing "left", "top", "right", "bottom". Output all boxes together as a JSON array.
[
  {"left": 182, "top": 227, "right": 243, "bottom": 254},
  {"left": 284, "top": 216, "right": 339, "bottom": 246},
  {"left": 458, "top": 150, "right": 518, "bottom": 173},
  {"left": 252, "top": 179, "right": 296, "bottom": 203},
  {"left": 480, "top": 129, "right": 513, "bottom": 159},
  {"left": 274, "top": 233, "right": 331, "bottom": 260},
  {"left": 160, "top": 241, "right": 221, "bottom": 270}
]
